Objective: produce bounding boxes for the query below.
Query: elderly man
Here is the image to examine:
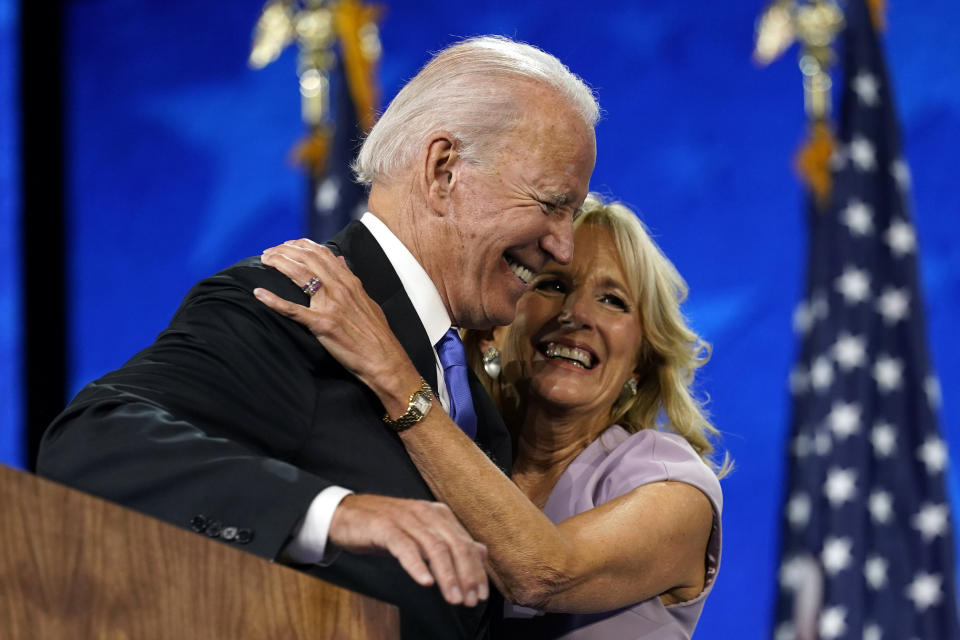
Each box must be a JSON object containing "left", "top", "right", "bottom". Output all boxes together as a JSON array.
[{"left": 38, "top": 36, "right": 597, "bottom": 638}]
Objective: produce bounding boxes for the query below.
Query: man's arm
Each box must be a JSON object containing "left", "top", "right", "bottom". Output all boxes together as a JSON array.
[{"left": 37, "top": 260, "right": 487, "bottom": 604}]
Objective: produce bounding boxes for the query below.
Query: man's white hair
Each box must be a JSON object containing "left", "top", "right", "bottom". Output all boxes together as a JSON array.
[{"left": 353, "top": 35, "right": 599, "bottom": 185}]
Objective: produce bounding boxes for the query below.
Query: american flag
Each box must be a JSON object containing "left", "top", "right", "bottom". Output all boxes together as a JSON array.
[
  {"left": 309, "top": 55, "right": 370, "bottom": 242},
  {"left": 773, "top": 1, "right": 960, "bottom": 639}
]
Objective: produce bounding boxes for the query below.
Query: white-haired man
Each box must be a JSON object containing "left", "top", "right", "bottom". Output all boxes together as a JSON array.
[{"left": 38, "top": 36, "right": 597, "bottom": 638}]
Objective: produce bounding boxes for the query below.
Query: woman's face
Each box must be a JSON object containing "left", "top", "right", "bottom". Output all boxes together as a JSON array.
[{"left": 505, "top": 223, "right": 644, "bottom": 420}]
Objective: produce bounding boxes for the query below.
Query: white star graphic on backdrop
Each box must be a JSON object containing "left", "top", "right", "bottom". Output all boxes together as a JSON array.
[
  {"left": 873, "top": 355, "right": 904, "bottom": 392},
  {"left": 865, "top": 555, "right": 889, "bottom": 589},
  {"left": 869, "top": 490, "right": 894, "bottom": 524},
  {"left": 822, "top": 536, "right": 854, "bottom": 575},
  {"left": 810, "top": 356, "right": 835, "bottom": 391},
  {"left": 314, "top": 176, "right": 341, "bottom": 212},
  {"left": 918, "top": 436, "right": 948, "bottom": 474},
  {"left": 925, "top": 375, "right": 942, "bottom": 409},
  {"left": 863, "top": 623, "right": 883, "bottom": 640},
  {"left": 824, "top": 468, "right": 857, "bottom": 506},
  {"left": 912, "top": 503, "right": 949, "bottom": 542},
  {"left": 876, "top": 288, "right": 910, "bottom": 323},
  {"left": 836, "top": 267, "right": 871, "bottom": 304},
  {"left": 871, "top": 422, "right": 897, "bottom": 457},
  {"left": 906, "top": 572, "right": 943, "bottom": 611},
  {"left": 833, "top": 333, "right": 867, "bottom": 370},
  {"left": 885, "top": 219, "right": 916, "bottom": 257},
  {"left": 789, "top": 365, "right": 809, "bottom": 395},
  {"left": 852, "top": 72, "right": 880, "bottom": 106},
  {"left": 842, "top": 199, "right": 874, "bottom": 235},
  {"left": 819, "top": 606, "right": 848, "bottom": 639},
  {"left": 891, "top": 158, "right": 912, "bottom": 191},
  {"left": 828, "top": 402, "right": 861, "bottom": 439},
  {"left": 849, "top": 136, "right": 877, "bottom": 171},
  {"left": 787, "top": 493, "right": 811, "bottom": 528}
]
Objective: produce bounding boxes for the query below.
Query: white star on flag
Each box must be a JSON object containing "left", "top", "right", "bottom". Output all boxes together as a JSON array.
[
  {"left": 912, "top": 503, "right": 949, "bottom": 542},
  {"left": 885, "top": 219, "right": 916, "bottom": 257},
  {"left": 849, "top": 135, "right": 877, "bottom": 171},
  {"left": 873, "top": 355, "right": 904, "bottom": 392},
  {"left": 828, "top": 401, "right": 861, "bottom": 439},
  {"left": 876, "top": 288, "right": 910, "bottom": 323},
  {"left": 793, "top": 301, "right": 814, "bottom": 334},
  {"left": 787, "top": 493, "right": 812, "bottom": 528},
  {"left": 842, "top": 199, "right": 874, "bottom": 235},
  {"left": 891, "top": 158, "right": 912, "bottom": 191},
  {"left": 917, "top": 437, "right": 948, "bottom": 474},
  {"left": 835, "top": 266, "right": 871, "bottom": 304},
  {"left": 314, "top": 176, "right": 341, "bottom": 212},
  {"left": 819, "top": 606, "right": 848, "bottom": 639},
  {"left": 865, "top": 555, "right": 889, "bottom": 590},
  {"left": 871, "top": 422, "right": 897, "bottom": 457},
  {"left": 822, "top": 536, "right": 854, "bottom": 575},
  {"left": 863, "top": 623, "right": 883, "bottom": 640},
  {"left": 789, "top": 365, "right": 809, "bottom": 395},
  {"left": 833, "top": 333, "right": 867, "bottom": 370},
  {"left": 869, "top": 490, "right": 894, "bottom": 524},
  {"left": 925, "top": 375, "right": 941, "bottom": 409},
  {"left": 905, "top": 572, "right": 943, "bottom": 611},
  {"left": 824, "top": 468, "right": 857, "bottom": 506},
  {"left": 814, "top": 430, "right": 833, "bottom": 456},
  {"left": 852, "top": 71, "right": 880, "bottom": 106},
  {"left": 810, "top": 356, "right": 835, "bottom": 391}
]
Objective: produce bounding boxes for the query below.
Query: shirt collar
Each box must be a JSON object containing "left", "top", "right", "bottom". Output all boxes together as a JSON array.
[{"left": 360, "top": 212, "right": 452, "bottom": 347}]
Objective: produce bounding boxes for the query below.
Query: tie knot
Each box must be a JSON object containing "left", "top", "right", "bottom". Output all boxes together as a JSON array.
[{"left": 436, "top": 328, "right": 467, "bottom": 371}]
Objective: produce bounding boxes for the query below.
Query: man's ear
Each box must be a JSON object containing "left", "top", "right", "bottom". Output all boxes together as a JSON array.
[{"left": 423, "top": 132, "right": 460, "bottom": 215}]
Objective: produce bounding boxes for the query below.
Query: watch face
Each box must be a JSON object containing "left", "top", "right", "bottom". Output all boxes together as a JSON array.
[{"left": 411, "top": 392, "right": 431, "bottom": 415}]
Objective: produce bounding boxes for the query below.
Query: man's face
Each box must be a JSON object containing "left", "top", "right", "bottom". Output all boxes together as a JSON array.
[{"left": 436, "top": 93, "right": 596, "bottom": 330}]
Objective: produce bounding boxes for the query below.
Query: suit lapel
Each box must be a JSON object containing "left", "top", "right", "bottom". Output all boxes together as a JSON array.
[
  {"left": 328, "top": 221, "right": 512, "bottom": 473},
  {"left": 326, "top": 222, "right": 438, "bottom": 392}
]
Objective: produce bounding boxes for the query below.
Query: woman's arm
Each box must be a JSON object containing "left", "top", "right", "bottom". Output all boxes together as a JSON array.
[{"left": 257, "top": 239, "right": 715, "bottom": 612}]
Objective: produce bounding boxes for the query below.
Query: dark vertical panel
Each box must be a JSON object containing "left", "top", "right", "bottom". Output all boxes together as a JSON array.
[
  {"left": 20, "top": 1, "right": 66, "bottom": 470},
  {"left": 0, "top": 0, "right": 22, "bottom": 468}
]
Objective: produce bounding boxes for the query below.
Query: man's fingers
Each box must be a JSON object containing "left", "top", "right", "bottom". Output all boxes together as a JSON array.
[
  {"left": 414, "top": 503, "right": 489, "bottom": 605},
  {"left": 384, "top": 534, "right": 436, "bottom": 588}
]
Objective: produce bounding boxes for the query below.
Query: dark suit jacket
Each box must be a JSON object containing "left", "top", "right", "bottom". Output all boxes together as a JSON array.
[{"left": 37, "top": 221, "right": 512, "bottom": 639}]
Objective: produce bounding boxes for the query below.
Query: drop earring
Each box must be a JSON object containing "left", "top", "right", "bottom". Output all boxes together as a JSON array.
[{"left": 482, "top": 346, "right": 501, "bottom": 380}]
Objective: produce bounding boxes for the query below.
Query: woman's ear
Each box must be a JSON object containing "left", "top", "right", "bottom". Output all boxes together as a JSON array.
[
  {"left": 475, "top": 328, "right": 499, "bottom": 355},
  {"left": 423, "top": 132, "right": 460, "bottom": 214}
]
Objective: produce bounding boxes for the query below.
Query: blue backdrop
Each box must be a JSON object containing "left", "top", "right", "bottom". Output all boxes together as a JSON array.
[
  {"left": 2, "top": 1, "right": 958, "bottom": 637},
  {"left": 0, "top": 0, "right": 20, "bottom": 468}
]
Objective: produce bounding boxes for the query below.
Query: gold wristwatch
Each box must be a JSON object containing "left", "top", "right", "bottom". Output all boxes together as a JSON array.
[{"left": 382, "top": 378, "right": 434, "bottom": 432}]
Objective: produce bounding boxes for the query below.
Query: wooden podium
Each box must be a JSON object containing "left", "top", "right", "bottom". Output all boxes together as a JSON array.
[{"left": 0, "top": 464, "right": 399, "bottom": 639}]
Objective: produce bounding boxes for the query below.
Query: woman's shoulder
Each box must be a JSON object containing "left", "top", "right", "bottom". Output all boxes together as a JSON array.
[{"left": 590, "top": 426, "right": 723, "bottom": 514}]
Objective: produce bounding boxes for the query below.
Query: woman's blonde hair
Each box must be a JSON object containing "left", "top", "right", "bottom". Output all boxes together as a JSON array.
[{"left": 466, "top": 193, "right": 730, "bottom": 475}]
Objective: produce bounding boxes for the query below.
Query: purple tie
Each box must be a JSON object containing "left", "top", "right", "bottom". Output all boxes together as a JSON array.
[{"left": 435, "top": 329, "right": 478, "bottom": 440}]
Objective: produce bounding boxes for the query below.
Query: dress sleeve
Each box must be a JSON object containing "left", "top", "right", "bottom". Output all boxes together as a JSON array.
[
  {"left": 593, "top": 429, "right": 724, "bottom": 593},
  {"left": 36, "top": 259, "right": 336, "bottom": 560}
]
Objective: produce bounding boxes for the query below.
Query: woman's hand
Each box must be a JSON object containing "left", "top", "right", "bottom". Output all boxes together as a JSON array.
[{"left": 255, "top": 238, "right": 422, "bottom": 416}]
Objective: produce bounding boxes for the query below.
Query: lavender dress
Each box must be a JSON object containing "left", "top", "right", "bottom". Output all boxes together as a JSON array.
[{"left": 501, "top": 425, "right": 723, "bottom": 639}]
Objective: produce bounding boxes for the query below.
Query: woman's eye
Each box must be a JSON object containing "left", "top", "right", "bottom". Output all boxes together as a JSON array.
[{"left": 601, "top": 294, "right": 628, "bottom": 311}]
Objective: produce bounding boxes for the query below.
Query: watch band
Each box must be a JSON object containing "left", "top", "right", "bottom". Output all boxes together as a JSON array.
[{"left": 382, "top": 378, "right": 434, "bottom": 432}]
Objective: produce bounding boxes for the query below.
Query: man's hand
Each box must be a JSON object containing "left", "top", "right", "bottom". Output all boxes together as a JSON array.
[{"left": 329, "top": 494, "right": 489, "bottom": 607}]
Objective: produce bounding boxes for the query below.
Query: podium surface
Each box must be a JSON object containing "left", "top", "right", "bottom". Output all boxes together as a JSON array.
[{"left": 0, "top": 464, "right": 399, "bottom": 639}]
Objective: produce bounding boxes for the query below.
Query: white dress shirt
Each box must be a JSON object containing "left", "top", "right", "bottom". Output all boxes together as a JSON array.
[{"left": 283, "top": 212, "right": 454, "bottom": 564}]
